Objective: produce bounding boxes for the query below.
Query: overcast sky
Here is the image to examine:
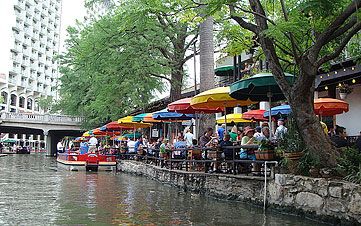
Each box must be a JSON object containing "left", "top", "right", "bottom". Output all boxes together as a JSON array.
[{"left": 60, "top": 0, "right": 86, "bottom": 52}]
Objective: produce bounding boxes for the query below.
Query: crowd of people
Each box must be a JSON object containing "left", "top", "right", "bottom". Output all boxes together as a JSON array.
[{"left": 57, "top": 119, "right": 361, "bottom": 172}]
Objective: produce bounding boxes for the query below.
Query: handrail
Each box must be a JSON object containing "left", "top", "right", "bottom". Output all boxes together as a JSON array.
[{"left": 0, "top": 112, "right": 84, "bottom": 124}]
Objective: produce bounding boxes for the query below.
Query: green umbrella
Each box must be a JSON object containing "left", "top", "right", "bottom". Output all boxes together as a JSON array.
[
  {"left": 230, "top": 72, "right": 295, "bottom": 134},
  {"left": 215, "top": 65, "right": 235, "bottom": 76},
  {"left": 229, "top": 72, "right": 295, "bottom": 101},
  {"left": 1, "top": 139, "right": 17, "bottom": 143},
  {"left": 122, "top": 132, "right": 142, "bottom": 139}
]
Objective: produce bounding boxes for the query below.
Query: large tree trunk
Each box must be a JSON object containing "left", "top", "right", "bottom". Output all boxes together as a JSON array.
[
  {"left": 288, "top": 88, "right": 339, "bottom": 167},
  {"left": 198, "top": 16, "right": 215, "bottom": 138},
  {"left": 169, "top": 67, "right": 183, "bottom": 102}
]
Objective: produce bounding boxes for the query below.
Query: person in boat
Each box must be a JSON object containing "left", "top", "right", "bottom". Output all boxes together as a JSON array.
[
  {"left": 57, "top": 140, "right": 64, "bottom": 153},
  {"left": 79, "top": 141, "right": 89, "bottom": 154},
  {"left": 88, "top": 135, "right": 98, "bottom": 153}
]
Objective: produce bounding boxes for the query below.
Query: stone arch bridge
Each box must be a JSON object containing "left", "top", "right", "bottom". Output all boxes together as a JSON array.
[{"left": 0, "top": 112, "right": 84, "bottom": 156}]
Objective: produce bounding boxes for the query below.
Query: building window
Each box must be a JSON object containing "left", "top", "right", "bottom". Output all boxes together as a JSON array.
[
  {"left": 10, "top": 94, "right": 17, "bottom": 106},
  {"left": 19, "top": 96, "right": 25, "bottom": 108},
  {"left": 27, "top": 98, "right": 33, "bottom": 110},
  {"left": 34, "top": 101, "right": 39, "bottom": 111},
  {"left": 1, "top": 91, "right": 8, "bottom": 104}
]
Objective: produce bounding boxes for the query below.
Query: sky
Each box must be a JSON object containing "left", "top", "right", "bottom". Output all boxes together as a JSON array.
[{"left": 60, "top": 0, "right": 86, "bottom": 52}]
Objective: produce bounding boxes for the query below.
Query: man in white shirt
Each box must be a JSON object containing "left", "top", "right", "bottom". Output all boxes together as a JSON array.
[
  {"left": 275, "top": 119, "right": 288, "bottom": 140},
  {"left": 88, "top": 135, "right": 98, "bottom": 153},
  {"left": 57, "top": 140, "right": 64, "bottom": 153},
  {"left": 184, "top": 127, "right": 194, "bottom": 147}
]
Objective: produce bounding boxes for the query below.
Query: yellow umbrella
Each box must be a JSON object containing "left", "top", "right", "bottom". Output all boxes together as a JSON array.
[
  {"left": 117, "top": 116, "right": 152, "bottom": 129},
  {"left": 190, "top": 86, "right": 254, "bottom": 108},
  {"left": 190, "top": 86, "right": 256, "bottom": 126},
  {"left": 216, "top": 113, "right": 252, "bottom": 124}
]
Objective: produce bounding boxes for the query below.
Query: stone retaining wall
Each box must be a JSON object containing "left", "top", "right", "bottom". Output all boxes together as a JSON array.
[{"left": 118, "top": 161, "right": 361, "bottom": 224}]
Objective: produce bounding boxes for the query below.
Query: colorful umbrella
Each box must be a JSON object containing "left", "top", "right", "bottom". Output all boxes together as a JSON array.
[
  {"left": 190, "top": 86, "right": 254, "bottom": 108},
  {"left": 190, "top": 86, "right": 255, "bottom": 126},
  {"left": 100, "top": 121, "right": 132, "bottom": 131},
  {"left": 242, "top": 109, "right": 267, "bottom": 121},
  {"left": 132, "top": 113, "right": 149, "bottom": 122},
  {"left": 230, "top": 73, "right": 295, "bottom": 133},
  {"left": 314, "top": 98, "right": 349, "bottom": 116},
  {"left": 168, "top": 97, "right": 223, "bottom": 114},
  {"left": 152, "top": 109, "right": 195, "bottom": 120},
  {"left": 263, "top": 105, "right": 291, "bottom": 117},
  {"left": 215, "top": 65, "right": 234, "bottom": 76},
  {"left": 117, "top": 116, "right": 152, "bottom": 128},
  {"left": 216, "top": 113, "right": 252, "bottom": 124}
]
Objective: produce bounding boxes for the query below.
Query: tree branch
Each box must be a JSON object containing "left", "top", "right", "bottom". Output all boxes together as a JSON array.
[
  {"left": 316, "top": 22, "right": 361, "bottom": 67},
  {"left": 310, "top": 0, "right": 361, "bottom": 61},
  {"left": 229, "top": 5, "right": 258, "bottom": 34},
  {"left": 149, "top": 73, "right": 171, "bottom": 82}
]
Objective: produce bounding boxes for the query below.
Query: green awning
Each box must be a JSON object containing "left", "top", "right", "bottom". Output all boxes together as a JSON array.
[{"left": 215, "top": 65, "right": 235, "bottom": 76}]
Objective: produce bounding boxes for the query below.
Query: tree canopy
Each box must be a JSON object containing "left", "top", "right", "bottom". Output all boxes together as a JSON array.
[
  {"left": 203, "top": 0, "right": 361, "bottom": 167},
  {"left": 57, "top": 0, "right": 199, "bottom": 128}
]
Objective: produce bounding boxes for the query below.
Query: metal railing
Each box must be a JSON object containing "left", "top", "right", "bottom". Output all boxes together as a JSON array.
[{"left": 117, "top": 145, "right": 278, "bottom": 178}]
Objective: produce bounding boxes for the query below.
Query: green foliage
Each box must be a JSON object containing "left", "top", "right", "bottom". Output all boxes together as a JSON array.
[
  {"left": 38, "top": 96, "right": 53, "bottom": 112},
  {"left": 278, "top": 115, "right": 306, "bottom": 153},
  {"left": 58, "top": 0, "right": 198, "bottom": 128},
  {"left": 337, "top": 147, "right": 361, "bottom": 184},
  {"left": 297, "top": 150, "right": 321, "bottom": 176}
]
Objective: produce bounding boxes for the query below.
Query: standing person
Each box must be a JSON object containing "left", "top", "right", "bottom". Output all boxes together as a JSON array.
[
  {"left": 217, "top": 124, "right": 225, "bottom": 141},
  {"left": 79, "top": 141, "right": 89, "bottom": 154},
  {"left": 184, "top": 128, "right": 194, "bottom": 147},
  {"left": 275, "top": 119, "right": 287, "bottom": 140},
  {"left": 88, "top": 135, "right": 98, "bottom": 153},
  {"left": 57, "top": 140, "right": 64, "bottom": 153}
]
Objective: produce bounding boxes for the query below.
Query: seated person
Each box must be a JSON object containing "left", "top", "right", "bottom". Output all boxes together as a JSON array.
[
  {"left": 330, "top": 125, "right": 349, "bottom": 148},
  {"left": 220, "top": 134, "right": 234, "bottom": 160},
  {"left": 127, "top": 138, "right": 136, "bottom": 154},
  {"left": 173, "top": 136, "right": 187, "bottom": 158},
  {"left": 239, "top": 127, "right": 256, "bottom": 160},
  {"left": 134, "top": 137, "right": 144, "bottom": 155}
]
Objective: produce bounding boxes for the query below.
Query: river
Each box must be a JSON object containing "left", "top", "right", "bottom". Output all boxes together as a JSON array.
[{"left": 0, "top": 154, "right": 327, "bottom": 225}]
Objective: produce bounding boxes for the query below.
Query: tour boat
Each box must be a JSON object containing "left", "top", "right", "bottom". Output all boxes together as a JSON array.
[{"left": 57, "top": 152, "right": 117, "bottom": 171}]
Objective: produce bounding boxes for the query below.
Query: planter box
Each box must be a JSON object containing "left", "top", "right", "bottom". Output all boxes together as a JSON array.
[{"left": 255, "top": 149, "right": 275, "bottom": 160}]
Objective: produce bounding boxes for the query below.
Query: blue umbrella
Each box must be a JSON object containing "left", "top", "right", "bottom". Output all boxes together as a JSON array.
[
  {"left": 152, "top": 109, "right": 195, "bottom": 120},
  {"left": 263, "top": 105, "right": 291, "bottom": 117}
]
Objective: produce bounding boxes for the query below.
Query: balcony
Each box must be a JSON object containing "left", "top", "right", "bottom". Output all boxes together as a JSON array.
[
  {"left": 24, "top": 37, "right": 31, "bottom": 46},
  {"left": 13, "top": 22, "right": 24, "bottom": 32},
  {"left": 25, "top": 16, "right": 32, "bottom": 26},
  {"left": 24, "top": 27, "right": 33, "bottom": 37},
  {"left": 12, "top": 54, "right": 23, "bottom": 64},
  {"left": 15, "top": 1, "right": 26, "bottom": 11},
  {"left": 22, "top": 48, "right": 31, "bottom": 57}
]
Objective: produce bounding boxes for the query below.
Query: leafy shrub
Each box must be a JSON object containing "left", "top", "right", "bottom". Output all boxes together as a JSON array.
[{"left": 337, "top": 147, "right": 361, "bottom": 184}]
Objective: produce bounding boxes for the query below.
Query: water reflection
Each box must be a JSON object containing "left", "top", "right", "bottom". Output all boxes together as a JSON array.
[{"left": 0, "top": 155, "right": 325, "bottom": 225}]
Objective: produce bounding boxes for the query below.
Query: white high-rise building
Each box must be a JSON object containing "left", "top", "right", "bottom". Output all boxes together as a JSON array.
[{"left": 0, "top": 0, "right": 62, "bottom": 114}]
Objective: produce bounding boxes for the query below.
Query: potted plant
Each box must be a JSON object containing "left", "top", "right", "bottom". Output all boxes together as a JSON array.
[
  {"left": 337, "top": 83, "right": 353, "bottom": 99},
  {"left": 255, "top": 138, "right": 275, "bottom": 160},
  {"left": 277, "top": 115, "right": 305, "bottom": 174}
]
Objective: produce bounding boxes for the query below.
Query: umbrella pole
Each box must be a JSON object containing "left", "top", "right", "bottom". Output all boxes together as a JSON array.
[{"left": 267, "top": 92, "right": 273, "bottom": 136}]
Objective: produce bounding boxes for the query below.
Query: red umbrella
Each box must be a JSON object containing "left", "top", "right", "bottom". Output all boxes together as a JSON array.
[
  {"left": 103, "top": 121, "right": 133, "bottom": 131},
  {"left": 314, "top": 98, "right": 349, "bottom": 116},
  {"left": 242, "top": 109, "right": 267, "bottom": 121},
  {"left": 168, "top": 97, "right": 223, "bottom": 114}
]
